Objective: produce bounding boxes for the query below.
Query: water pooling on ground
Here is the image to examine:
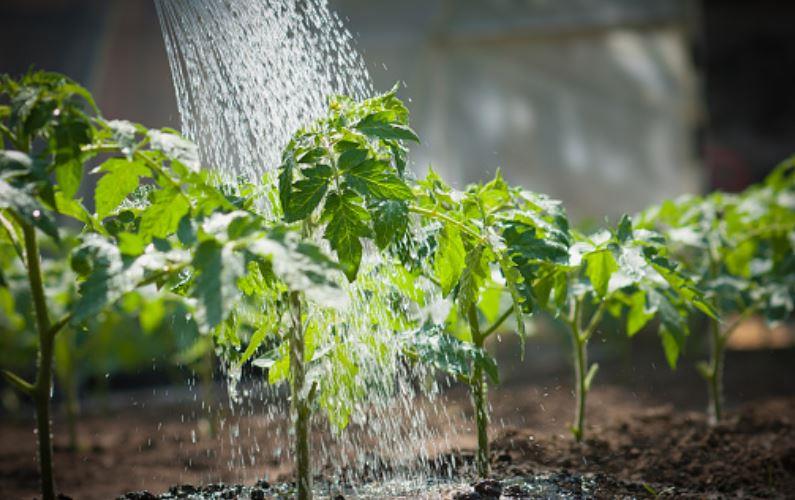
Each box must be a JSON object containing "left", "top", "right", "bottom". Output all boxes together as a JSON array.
[{"left": 154, "top": 0, "right": 462, "bottom": 493}]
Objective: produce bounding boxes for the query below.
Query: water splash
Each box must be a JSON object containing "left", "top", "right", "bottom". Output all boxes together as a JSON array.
[
  {"left": 155, "top": 0, "right": 463, "bottom": 490},
  {"left": 155, "top": 0, "right": 372, "bottom": 181}
]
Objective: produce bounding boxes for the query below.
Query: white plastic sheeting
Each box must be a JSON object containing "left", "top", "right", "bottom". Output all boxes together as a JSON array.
[{"left": 332, "top": 0, "right": 700, "bottom": 219}]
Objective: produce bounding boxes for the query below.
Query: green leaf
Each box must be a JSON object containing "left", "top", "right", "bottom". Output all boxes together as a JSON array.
[
  {"left": 434, "top": 223, "right": 466, "bottom": 296},
  {"left": 238, "top": 326, "right": 270, "bottom": 367},
  {"left": 192, "top": 240, "right": 224, "bottom": 328},
  {"left": 617, "top": 214, "right": 633, "bottom": 242},
  {"left": 147, "top": 130, "right": 200, "bottom": 172},
  {"left": 659, "top": 324, "right": 682, "bottom": 369},
  {"left": 140, "top": 298, "right": 165, "bottom": 333},
  {"left": 458, "top": 245, "right": 489, "bottom": 316},
  {"left": 139, "top": 188, "right": 190, "bottom": 240},
  {"left": 0, "top": 179, "right": 58, "bottom": 239},
  {"left": 323, "top": 190, "right": 370, "bottom": 281},
  {"left": 355, "top": 112, "right": 419, "bottom": 142},
  {"left": 283, "top": 164, "right": 332, "bottom": 222},
  {"left": 584, "top": 249, "right": 618, "bottom": 297},
  {"left": 249, "top": 227, "right": 347, "bottom": 308},
  {"left": 478, "top": 286, "right": 502, "bottom": 324},
  {"left": 54, "top": 159, "right": 82, "bottom": 199},
  {"left": 337, "top": 148, "right": 368, "bottom": 170},
  {"left": 404, "top": 324, "right": 499, "bottom": 385},
  {"left": 584, "top": 363, "right": 599, "bottom": 392},
  {"left": 54, "top": 190, "right": 91, "bottom": 225},
  {"left": 345, "top": 159, "right": 412, "bottom": 200},
  {"left": 278, "top": 155, "right": 294, "bottom": 216},
  {"left": 372, "top": 200, "right": 408, "bottom": 249},
  {"left": 626, "top": 290, "right": 653, "bottom": 336},
  {"left": 94, "top": 158, "right": 150, "bottom": 219},
  {"left": 117, "top": 232, "right": 145, "bottom": 256},
  {"left": 70, "top": 235, "right": 128, "bottom": 323},
  {"left": 499, "top": 253, "right": 528, "bottom": 345}
]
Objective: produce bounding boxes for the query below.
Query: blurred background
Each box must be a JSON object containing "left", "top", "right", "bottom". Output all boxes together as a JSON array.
[{"left": 2, "top": 0, "right": 794, "bottom": 220}]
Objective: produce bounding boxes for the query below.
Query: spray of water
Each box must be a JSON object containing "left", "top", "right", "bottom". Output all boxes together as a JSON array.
[
  {"left": 154, "top": 0, "right": 465, "bottom": 492},
  {"left": 155, "top": 0, "right": 372, "bottom": 181}
]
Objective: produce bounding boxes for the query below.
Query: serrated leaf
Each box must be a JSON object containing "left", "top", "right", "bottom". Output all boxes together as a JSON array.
[
  {"left": 434, "top": 223, "right": 466, "bottom": 296},
  {"left": 404, "top": 324, "right": 498, "bottom": 385},
  {"left": 54, "top": 190, "right": 91, "bottom": 225},
  {"left": 94, "top": 158, "right": 150, "bottom": 219},
  {"left": 192, "top": 240, "right": 241, "bottom": 329},
  {"left": 499, "top": 253, "right": 528, "bottom": 345},
  {"left": 323, "top": 190, "right": 370, "bottom": 281},
  {"left": 355, "top": 112, "right": 419, "bottom": 142},
  {"left": 139, "top": 188, "right": 190, "bottom": 240},
  {"left": 584, "top": 249, "right": 618, "bottom": 297},
  {"left": 337, "top": 148, "right": 368, "bottom": 170},
  {"left": 248, "top": 228, "right": 347, "bottom": 308},
  {"left": 345, "top": 159, "right": 412, "bottom": 200},
  {"left": 458, "top": 245, "right": 489, "bottom": 316},
  {"left": 283, "top": 164, "right": 331, "bottom": 222},
  {"left": 372, "top": 199, "right": 408, "bottom": 249},
  {"left": 70, "top": 235, "right": 129, "bottom": 323}
]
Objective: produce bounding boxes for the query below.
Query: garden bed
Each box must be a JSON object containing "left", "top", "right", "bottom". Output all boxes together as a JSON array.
[{"left": 1, "top": 346, "right": 793, "bottom": 499}]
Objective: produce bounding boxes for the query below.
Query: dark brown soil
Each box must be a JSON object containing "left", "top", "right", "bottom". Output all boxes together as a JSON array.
[
  {"left": 1, "top": 343, "right": 794, "bottom": 499},
  {"left": 464, "top": 397, "right": 795, "bottom": 498}
]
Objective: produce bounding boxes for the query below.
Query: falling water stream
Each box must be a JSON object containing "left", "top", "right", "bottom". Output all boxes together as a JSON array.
[{"left": 153, "top": 0, "right": 467, "bottom": 497}]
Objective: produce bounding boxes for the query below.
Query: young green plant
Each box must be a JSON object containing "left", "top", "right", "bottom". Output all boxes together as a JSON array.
[
  {"left": 506, "top": 214, "right": 715, "bottom": 441},
  {"left": 638, "top": 162, "right": 795, "bottom": 423},
  {"left": 406, "top": 170, "right": 560, "bottom": 476},
  {"left": 0, "top": 71, "right": 345, "bottom": 500},
  {"left": 270, "top": 85, "right": 418, "bottom": 499}
]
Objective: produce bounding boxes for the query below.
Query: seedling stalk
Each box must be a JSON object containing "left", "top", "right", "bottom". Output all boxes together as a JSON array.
[
  {"left": 467, "top": 305, "right": 490, "bottom": 477},
  {"left": 288, "top": 291, "right": 312, "bottom": 500}
]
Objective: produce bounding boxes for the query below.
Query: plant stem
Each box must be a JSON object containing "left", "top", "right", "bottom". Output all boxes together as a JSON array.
[
  {"left": 707, "top": 317, "right": 724, "bottom": 425},
  {"left": 481, "top": 307, "right": 513, "bottom": 339},
  {"left": 408, "top": 205, "right": 484, "bottom": 242},
  {"left": 23, "top": 222, "right": 56, "bottom": 500},
  {"left": 570, "top": 327, "right": 587, "bottom": 443},
  {"left": 467, "top": 305, "right": 490, "bottom": 477},
  {"left": 288, "top": 291, "right": 312, "bottom": 500}
]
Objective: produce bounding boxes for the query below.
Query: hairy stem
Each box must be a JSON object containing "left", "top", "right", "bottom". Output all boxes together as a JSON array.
[
  {"left": 23, "top": 223, "right": 56, "bottom": 500},
  {"left": 467, "top": 305, "right": 490, "bottom": 477},
  {"left": 288, "top": 292, "right": 312, "bottom": 500}
]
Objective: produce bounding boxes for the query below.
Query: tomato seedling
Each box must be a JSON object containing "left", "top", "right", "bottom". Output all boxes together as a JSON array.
[
  {"left": 506, "top": 214, "right": 715, "bottom": 441},
  {"left": 638, "top": 161, "right": 795, "bottom": 423}
]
